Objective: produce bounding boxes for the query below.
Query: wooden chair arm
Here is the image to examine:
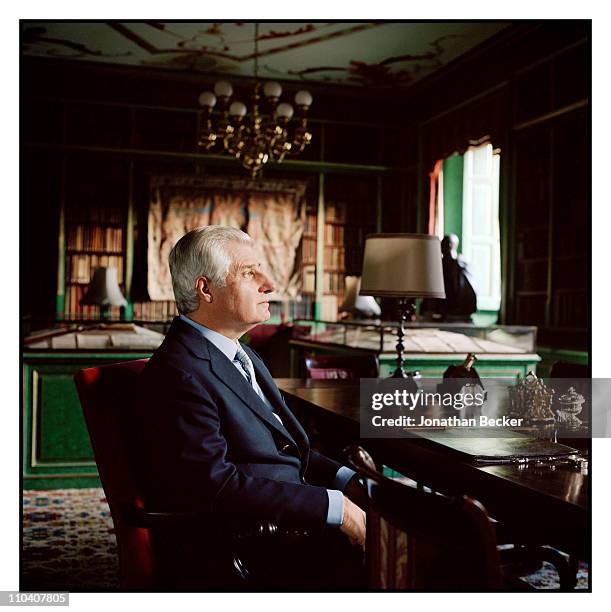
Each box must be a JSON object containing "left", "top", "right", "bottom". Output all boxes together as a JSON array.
[{"left": 120, "top": 505, "right": 316, "bottom": 539}]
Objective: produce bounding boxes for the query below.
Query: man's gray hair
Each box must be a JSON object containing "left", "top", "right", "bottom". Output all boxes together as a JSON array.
[{"left": 169, "top": 225, "right": 253, "bottom": 314}]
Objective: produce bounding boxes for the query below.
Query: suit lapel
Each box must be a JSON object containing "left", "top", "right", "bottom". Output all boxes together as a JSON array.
[
  {"left": 244, "top": 345, "right": 309, "bottom": 451},
  {"left": 207, "top": 341, "right": 299, "bottom": 445},
  {"left": 170, "top": 317, "right": 302, "bottom": 449}
]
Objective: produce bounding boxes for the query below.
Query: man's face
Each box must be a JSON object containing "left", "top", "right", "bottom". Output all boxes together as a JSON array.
[{"left": 216, "top": 242, "right": 275, "bottom": 329}]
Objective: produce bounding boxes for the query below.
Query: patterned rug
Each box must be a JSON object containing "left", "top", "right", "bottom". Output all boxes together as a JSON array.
[
  {"left": 22, "top": 489, "right": 118, "bottom": 591},
  {"left": 22, "top": 488, "right": 589, "bottom": 591}
]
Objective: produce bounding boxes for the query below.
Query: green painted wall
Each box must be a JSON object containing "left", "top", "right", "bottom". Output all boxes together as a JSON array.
[
  {"left": 442, "top": 154, "right": 464, "bottom": 246},
  {"left": 23, "top": 352, "right": 152, "bottom": 490}
]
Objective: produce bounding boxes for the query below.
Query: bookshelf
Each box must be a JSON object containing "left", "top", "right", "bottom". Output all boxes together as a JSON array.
[
  {"left": 512, "top": 104, "right": 587, "bottom": 347},
  {"left": 293, "top": 201, "right": 318, "bottom": 320},
  {"left": 62, "top": 159, "right": 128, "bottom": 321},
  {"left": 60, "top": 156, "right": 181, "bottom": 324},
  {"left": 322, "top": 176, "right": 377, "bottom": 319}
]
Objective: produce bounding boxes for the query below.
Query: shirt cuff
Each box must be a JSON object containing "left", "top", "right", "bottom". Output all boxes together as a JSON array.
[
  {"left": 334, "top": 466, "right": 358, "bottom": 491},
  {"left": 326, "top": 489, "right": 344, "bottom": 526}
]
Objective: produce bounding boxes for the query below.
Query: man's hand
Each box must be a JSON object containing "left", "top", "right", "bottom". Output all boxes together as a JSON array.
[{"left": 340, "top": 495, "right": 366, "bottom": 547}]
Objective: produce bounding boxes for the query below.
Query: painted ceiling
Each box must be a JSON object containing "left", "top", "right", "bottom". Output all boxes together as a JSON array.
[{"left": 22, "top": 21, "right": 510, "bottom": 89}]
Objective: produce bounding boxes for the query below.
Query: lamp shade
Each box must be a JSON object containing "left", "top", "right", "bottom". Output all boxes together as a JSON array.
[
  {"left": 276, "top": 102, "right": 294, "bottom": 119},
  {"left": 360, "top": 234, "right": 446, "bottom": 299},
  {"left": 214, "top": 80, "right": 233, "bottom": 98},
  {"left": 198, "top": 91, "right": 217, "bottom": 108},
  {"left": 81, "top": 267, "right": 127, "bottom": 307},
  {"left": 263, "top": 81, "right": 282, "bottom": 98}
]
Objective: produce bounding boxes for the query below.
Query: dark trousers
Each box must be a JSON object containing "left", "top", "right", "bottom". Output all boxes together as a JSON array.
[
  {"left": 152, "top": 527, "right": 365, "bottom": 592},
  {"left": 237, "top": 529, "right": 366, "bottom": 591}
]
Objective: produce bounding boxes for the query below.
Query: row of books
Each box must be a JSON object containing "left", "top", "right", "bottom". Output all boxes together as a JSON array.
[
  {"left": 324, "top": 223, "right": 345, "bottom": 245},
  {"left": 64, "top": 284, "right": 123, "bottom": 319},
  {"left": 324, "top": 245, "right": 345, "bottom": 269},
  {"left": 301, "top": 264, "right": 316, "bottom": 293},
  {"left": 303, "top": 243, "right": 362, "bottom": 271},
  {"left": 67, "top": 225, "right": 123, "bottom": 252},
  {"left": 304, "top": 214, "right": 317, "bottom": 236},
  {"left": 302, "top": 235, "right": 365, "bottom": 271},
  {"left": 303, "top": 267, "right": 349, "bottom": 293},
  {"left": 323, "top": 271, "right": 345, "bottom": 293},
  {"left": 66, "top": 254, "right": 124, "bottom": 284},
  {"left": 268, "top": 296, "right": 315, "bottom": 321},
  {"left": 62, "top": 306, "right": 123, "bottom": 320},
  {"left": 132, "top": 300, "right": 178, "bottom": 321},
  {"left": 301, "top": 236, "right": 317, "bottom": 263},
  {"left": 266, "top": 297, "right": 339, "bottom": 322},
  {"left": 304, "top": 265, "right": 362, "bottom": 293}
]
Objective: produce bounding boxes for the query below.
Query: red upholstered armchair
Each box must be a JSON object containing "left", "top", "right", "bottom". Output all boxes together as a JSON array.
[{"left": 74, "top": 359, "right": 156, "bottom": 589}]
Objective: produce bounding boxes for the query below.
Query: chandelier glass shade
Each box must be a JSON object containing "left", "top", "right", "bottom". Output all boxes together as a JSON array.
[
  {"left": 197, "top": 24, "right": 313, "bottom": 177},
  {"left": 198, "top": 79, "right": 313, "bottom": 177}
]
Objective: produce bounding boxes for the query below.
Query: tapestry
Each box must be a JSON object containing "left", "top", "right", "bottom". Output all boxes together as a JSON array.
[{"left": 148, "top": 175, "right": 307, "bottom": 301}]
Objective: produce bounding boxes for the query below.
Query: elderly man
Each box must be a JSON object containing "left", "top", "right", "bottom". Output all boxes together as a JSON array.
[{"left": 136, "top": 226, "right": 366, "bottom": 590}]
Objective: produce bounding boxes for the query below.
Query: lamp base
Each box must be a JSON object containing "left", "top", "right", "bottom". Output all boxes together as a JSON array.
[
  {"left": 389, "top": 367, "right": 419, "bottom": 392},
  {"left": 387, "top": 297, "right": 419, "bottom": 393}
]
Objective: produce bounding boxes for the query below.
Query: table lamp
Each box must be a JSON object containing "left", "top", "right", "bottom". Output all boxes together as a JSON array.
[
  {"left": 81, "top": 266, "right": 127, "bottom": 320},
  {"left": 360, "top": 234, "right": 445, "bottom": 386}
]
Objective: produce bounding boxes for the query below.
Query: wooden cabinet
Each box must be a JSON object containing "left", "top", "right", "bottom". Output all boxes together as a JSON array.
[
  {"left": 290, "top": 339, "right": 540, "bottom": 380},
  {"left": 289, "top": 322, "right": 540, "bottom": 379}
]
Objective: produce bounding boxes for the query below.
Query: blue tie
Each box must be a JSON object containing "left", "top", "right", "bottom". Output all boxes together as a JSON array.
[
  {"left": 234, "top": 347, "right": 255, "bottom": 386},
  {"left": 234, "top": 346, "right": 284, "bottom": 426}
]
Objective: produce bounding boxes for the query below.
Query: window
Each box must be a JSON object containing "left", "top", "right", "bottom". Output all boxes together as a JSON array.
[
  {"left": 462, "top": 144, "right": 501, "bottom": 312},
  {"left": 430, "top": 143, "right": 502, "bottom": 320}
]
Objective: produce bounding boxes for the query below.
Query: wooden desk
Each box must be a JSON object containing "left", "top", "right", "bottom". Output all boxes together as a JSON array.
[{"left": 276, "top": 378, "right": 590, "bottom": 560}]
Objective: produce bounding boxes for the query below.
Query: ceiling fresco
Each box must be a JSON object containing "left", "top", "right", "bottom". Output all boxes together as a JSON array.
[{"left": 22, "top": 21, "right": 510, "bottom": 89}]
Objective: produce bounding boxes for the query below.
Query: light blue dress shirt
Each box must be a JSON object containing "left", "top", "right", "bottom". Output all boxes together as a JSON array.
[{"left": 179, "top": 314, "right": 356, "bottom": 526}]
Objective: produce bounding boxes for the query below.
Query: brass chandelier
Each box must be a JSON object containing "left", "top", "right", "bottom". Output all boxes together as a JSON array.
[{"left": 197, "top": 24, "right": 313, "bottom": 177}]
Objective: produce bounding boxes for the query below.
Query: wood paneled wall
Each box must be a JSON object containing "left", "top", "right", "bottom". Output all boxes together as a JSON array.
[{"left": 398, "top": 21, "right": 590, "bottom": 350}]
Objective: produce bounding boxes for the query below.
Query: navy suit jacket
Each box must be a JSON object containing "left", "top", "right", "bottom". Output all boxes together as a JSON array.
[{"left": 135, "top": 317, "right": 342, "bottom": 529}]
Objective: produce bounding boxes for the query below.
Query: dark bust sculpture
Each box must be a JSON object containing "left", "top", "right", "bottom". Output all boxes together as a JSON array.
[{"left": 423, "top": 234, "right": 477, "bottom": 322}]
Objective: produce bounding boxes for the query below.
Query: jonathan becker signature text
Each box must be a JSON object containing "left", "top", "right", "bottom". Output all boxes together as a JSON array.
[{"left": 370, "top": 414, "right": 524, "bottom": 428}]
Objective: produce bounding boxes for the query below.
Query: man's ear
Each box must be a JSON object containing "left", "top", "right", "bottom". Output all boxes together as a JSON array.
[{"left": 195, "top": 276, "right": 213, "bottom": 304}]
